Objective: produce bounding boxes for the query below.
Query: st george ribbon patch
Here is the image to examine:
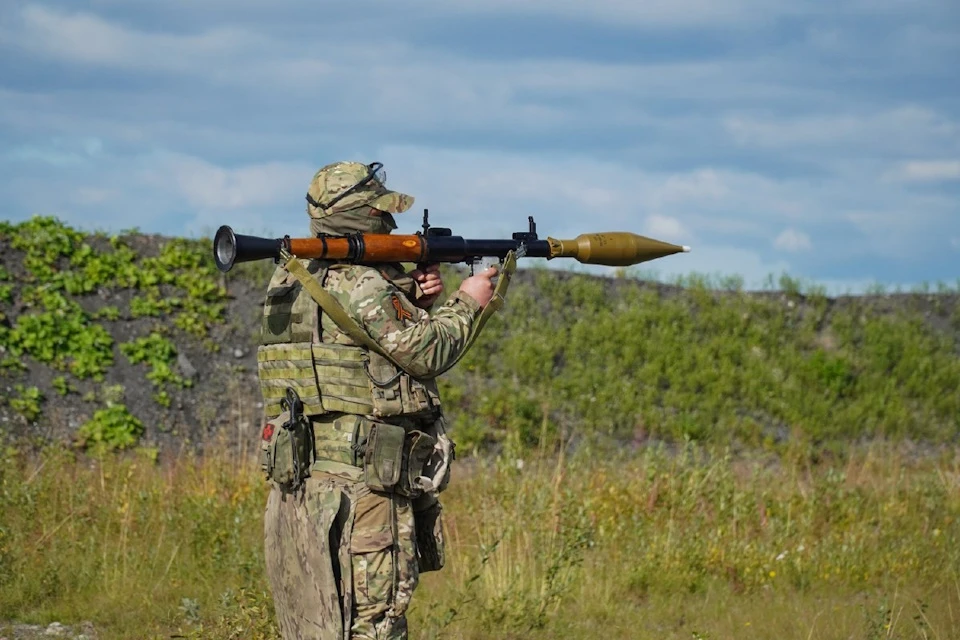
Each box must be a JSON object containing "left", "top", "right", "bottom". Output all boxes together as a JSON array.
[{"left": 392, "top": 295, "right": 413, "bottom": 322}]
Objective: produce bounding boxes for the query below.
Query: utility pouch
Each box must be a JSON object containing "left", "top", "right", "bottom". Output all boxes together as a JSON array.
[
  {"left": 260, "top": 388, "right": 314, "bottom": 491},
  {"left": 413, "top": 500, "right": 446, "bottom": 573},
  {"left": 366, "top": 351, "right": 441, "bottom": 419},
  {"left": 362, "top": 423, "right": 406, "bottom": 492},
  {"left": 398, "top": 430, "right": 438, "bottom": 498}
]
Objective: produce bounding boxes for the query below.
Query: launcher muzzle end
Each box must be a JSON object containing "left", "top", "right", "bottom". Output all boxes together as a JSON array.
[{"left": 213, "top": 225, "right": 284, "bottom": 272}]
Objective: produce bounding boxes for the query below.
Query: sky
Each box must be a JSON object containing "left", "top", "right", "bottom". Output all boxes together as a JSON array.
[{"left": 1, "top": 1, "right": 958, "bottom": 292}]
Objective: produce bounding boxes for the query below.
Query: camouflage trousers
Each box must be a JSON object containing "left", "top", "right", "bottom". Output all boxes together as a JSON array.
[{"left": 264, "top": 472, "right": 419, "bottom": 640}]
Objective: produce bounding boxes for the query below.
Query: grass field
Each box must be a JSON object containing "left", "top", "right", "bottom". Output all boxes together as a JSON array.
[
  {"left": 1, "top": 440, "right": 957, "bottom": 639},
  {"left": 1, "top": 217, "right": 959, "bottom": 638}
]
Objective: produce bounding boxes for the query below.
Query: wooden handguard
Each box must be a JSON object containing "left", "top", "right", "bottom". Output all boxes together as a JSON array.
[{"left": 287, "top": 235, "right": 427, "bottom": 263}]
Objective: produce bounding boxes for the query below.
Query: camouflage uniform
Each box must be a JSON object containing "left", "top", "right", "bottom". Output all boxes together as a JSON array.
[{"left": 260, "top": 162, "right": 479, "bottom": 640}]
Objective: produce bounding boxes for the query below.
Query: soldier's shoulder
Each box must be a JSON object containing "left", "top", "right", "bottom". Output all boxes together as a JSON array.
[
  {"left": 263, "top": 259, "right": 330, "bottom": 294},
  {"left": 264, "top": 262, "right": 299, "bottom": 293},
  {"left": 325, "top": 263, "right": 391, "bottom": 296}
]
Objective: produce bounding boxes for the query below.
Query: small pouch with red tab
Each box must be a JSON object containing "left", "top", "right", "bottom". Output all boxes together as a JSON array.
[
  {"left": 260, "top": 411, "right": 291, "bottom": 485},
  {"left": 260, "top": 391, "right": 314, "bottom": 492}
]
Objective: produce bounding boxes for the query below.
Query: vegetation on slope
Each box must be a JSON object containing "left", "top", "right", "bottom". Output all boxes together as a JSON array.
[
  {"left": 1, "top": 215, "right": 958, "bottom": 457},
  {"left": 0, "top": 216, "right": 256, "bottom": 452},
  {"left": 445, "top": 268, "right": 960, "bottom": 456}
]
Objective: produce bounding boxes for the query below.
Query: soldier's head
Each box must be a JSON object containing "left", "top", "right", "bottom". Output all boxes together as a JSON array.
[{"left": 306, "top": 161, "right": 414, "bottom": 236}]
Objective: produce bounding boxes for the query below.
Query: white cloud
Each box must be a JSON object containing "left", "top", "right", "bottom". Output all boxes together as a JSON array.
[
  {"left": 125, "top": 152, "right": 316, "bottom": 238},
  {"left": 9, "top": 3, "right": 952, "bottom": 163},
  {"left": 0, "top": 6, "right": 853, "bottom": 117},
  {"left": 2, "top": 5, "right": 266, "bottom": 74},
  {"left": 403, "top": 0, "right": 791, "bottom": 26},
  {"left": 143, "top": 152, "right": 309, "bottom": 212},
  {"left": 887, "top": 160, "right": 960, "bottom": 183},
  {"left": 0, "top": 147, "right": 315, "bottom": 239},
  {"left": 377, "top": 145, "right": 960, "bottom": 268},
  {"left": 654, "top": 170, "right": 731, "bottom": 205},
  {"left": 645, "top": 215, "right": 688, "bottom": 241},
  {"left": 375, "top": 146, "right": 783, "bottom": 240},
  {"left": 773, "top": 228, "right": 812, "bottom": 252},
  {"left": 1, "top": 0, "right": 958, "bottom": 291},
  {"left": 840, "top": 201, "right": 958, "bottom": 258},
  {"left": 723, "top": 107, "right": 957, "bottom": 154},
  {"left": 118, "top": 0, "right": 951, "bottom": 30},
  {"left": 397, "top": 0, "right": 941, "bottom": 28},
  {"left": 629, "top": 243, "right": 793, "bottom": 290}
]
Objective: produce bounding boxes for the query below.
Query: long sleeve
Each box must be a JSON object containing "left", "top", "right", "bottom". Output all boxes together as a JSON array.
[{"left": 320, "top": 265, "right": 480, "bottom": 378}]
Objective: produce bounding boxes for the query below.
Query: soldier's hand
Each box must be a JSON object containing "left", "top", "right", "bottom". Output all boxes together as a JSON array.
[
  {"left": 410, "top": 263, "right": 444, "bottom": 309},
  {"left": 458, "top": 266, "right": 498, "bottom": 308}
]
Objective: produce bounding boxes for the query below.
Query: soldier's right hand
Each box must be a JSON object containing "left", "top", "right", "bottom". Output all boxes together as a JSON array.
[{"left": 458, "top": 266, "right": 498, "bottom": 308}]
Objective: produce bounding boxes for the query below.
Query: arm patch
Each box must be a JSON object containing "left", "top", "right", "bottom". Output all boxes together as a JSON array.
[{"left": 391, "top": 294, "right": 414, "bottom": 322}]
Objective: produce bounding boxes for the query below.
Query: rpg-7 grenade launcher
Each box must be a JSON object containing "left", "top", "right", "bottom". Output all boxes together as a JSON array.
[{"left": 212, "top": 209, "right": 691, "bottom": 273}]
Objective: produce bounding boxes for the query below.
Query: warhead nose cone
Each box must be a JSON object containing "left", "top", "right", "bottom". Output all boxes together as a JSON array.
[{"left": 547, "top": 232, "right": 690, "bottom": 266}]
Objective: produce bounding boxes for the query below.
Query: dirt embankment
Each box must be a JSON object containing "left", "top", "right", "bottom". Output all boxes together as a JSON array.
[
  {"left": 1, "top": 226, "right": 958, "bottom": 455},
  {"left": 0, "top": 228, "right": 267, "bottom": 453}
]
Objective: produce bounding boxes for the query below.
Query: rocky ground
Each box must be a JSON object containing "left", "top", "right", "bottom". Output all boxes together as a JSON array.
[
  {"left": 0, "top": 622, "right": 97, "bottom": 640},
  {"left": 0, "top": 229, "right": 269, "bottom": 454}
]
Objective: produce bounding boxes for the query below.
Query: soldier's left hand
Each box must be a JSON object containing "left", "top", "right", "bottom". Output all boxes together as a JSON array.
[{"left": 411, "top": 263, "right": 444, "bottom": 309}]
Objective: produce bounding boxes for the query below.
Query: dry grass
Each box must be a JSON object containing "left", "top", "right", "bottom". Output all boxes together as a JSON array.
[{"left": 1, "top": 441, "right": 958, "bottom": 639}]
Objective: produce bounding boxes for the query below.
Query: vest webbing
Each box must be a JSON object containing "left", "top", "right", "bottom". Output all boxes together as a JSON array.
[
  {"left": 258, "top": 342, "right": 377, "bottom": 419},
  {"left": 257, "top": 343, "right": 325, "bottom": 417}
]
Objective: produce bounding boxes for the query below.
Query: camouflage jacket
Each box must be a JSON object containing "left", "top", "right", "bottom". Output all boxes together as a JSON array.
[{"left": 319, "top": 262, "right": 480, "bottom": 379}]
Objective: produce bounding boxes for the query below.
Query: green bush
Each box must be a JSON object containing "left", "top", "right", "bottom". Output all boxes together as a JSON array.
[
  {"left": 77, "top": 404, "right": 144, "bottom": 452},
  {"left": 93, "top": 306, "right": 121, "bottom": 321},
  {"left": 52, "top": 376, "right": 71, "bottom": 396},
  {"left": 120, "top": 332, "right": 191, "bottom": 391},
  {"left": 5, "top": 289, "right": 114, "bottom": 380},
  {"left": 8, "top": 385, "right": 43, "bottom": 422},
  {"left": 440, "top": 269, "right": 960, "bottom": 450}
]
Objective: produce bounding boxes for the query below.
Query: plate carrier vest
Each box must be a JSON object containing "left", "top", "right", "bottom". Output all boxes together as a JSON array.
[{"left": 256, "top": 259, "right": 441, "bottom": 422}]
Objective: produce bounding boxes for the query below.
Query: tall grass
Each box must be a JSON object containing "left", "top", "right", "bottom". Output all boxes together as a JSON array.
[{"left": 2, "top": 441, "right": 958, "bottom": 639}]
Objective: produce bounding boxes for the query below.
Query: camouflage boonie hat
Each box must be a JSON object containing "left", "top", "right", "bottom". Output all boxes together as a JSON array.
[{"left": 306, "top": 161, "right": 415, "bottom": 219}]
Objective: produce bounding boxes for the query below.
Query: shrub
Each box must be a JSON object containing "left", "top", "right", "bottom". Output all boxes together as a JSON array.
[
  {"left": 8, "top": 386, "right": 43, "bottom": 422},
  {"left": 77, "top": 404, "right": 144, "bottom": 453}
]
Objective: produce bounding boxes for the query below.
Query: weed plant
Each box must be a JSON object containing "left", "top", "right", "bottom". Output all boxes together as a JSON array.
[{"left": 1, "top": 442, "right": 957, "bottom": 639}]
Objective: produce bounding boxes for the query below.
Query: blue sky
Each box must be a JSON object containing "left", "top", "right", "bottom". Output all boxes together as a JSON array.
[{"left": 1, "top": 1, "right": 957, "bottom": 292}]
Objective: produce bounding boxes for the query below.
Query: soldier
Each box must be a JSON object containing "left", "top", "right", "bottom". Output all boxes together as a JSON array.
[{"left": 257, "top": 161, "right": 497, "bottom": 640}]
